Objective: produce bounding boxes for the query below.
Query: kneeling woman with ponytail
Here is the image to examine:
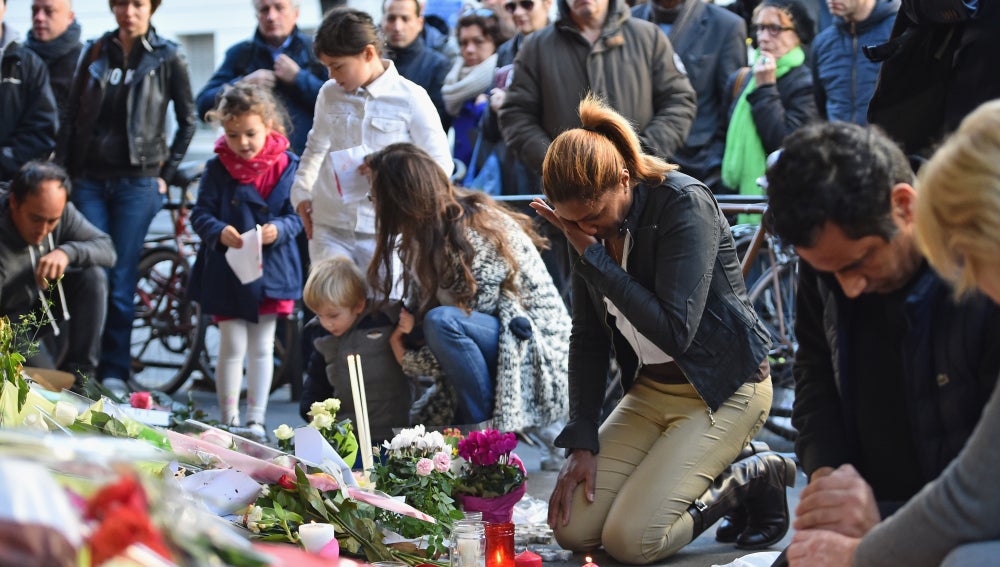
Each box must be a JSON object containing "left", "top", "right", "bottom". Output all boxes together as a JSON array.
[{"left": 532, "top": 95, "right": 794, "bottom": 564}]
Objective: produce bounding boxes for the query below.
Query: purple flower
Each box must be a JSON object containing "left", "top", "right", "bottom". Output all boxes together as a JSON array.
[
  {"left": 433, "top": 451, "right": 451, "bottom": 472},
  {"left": 416, "top": 458, "right": 434, "bottom": 476}
]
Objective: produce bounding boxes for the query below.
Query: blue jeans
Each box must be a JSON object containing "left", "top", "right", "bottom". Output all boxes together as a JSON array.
[
  {"left": 422, "top": 306, "right": 500, "bottom": 424},
  {"left": 71, "top": 176, "right": 163, "bottom": 381}
]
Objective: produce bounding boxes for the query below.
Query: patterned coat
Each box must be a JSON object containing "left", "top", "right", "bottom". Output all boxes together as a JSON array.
[{"left": 404, "top": 210, "right": 571, "bottom": 431}]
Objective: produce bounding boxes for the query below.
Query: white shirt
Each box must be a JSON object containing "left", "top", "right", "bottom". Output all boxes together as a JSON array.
[
  {"left": 604, "top": 230, "right": 674, "bottom": 366},
  {"left": 290, "top": 60, "right": 454, "bottom": 234}
]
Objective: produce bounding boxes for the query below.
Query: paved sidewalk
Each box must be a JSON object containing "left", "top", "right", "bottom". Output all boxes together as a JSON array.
[{"left": 175, "top": 382, "right": 800, "bottom": 567}]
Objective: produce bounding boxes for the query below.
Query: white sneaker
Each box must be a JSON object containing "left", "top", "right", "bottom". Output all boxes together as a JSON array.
[{"left": 246, "top": 422, "right": 268, "bottom": 443}]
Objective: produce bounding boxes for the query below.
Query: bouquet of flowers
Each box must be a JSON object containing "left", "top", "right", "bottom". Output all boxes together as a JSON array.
[
  {"left": 273, "top": 398, "right": 359, "bottom": 466},
  {"left": 370, "top": 425, "right": 464, "bottom": 556},
  {"left": 454, "top": 429, "right": 527, "bottom": 523}
]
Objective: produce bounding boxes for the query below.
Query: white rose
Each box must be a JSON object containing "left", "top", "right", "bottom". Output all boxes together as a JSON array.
[
  {"left": 53, "top": 401, "right": 78, "bottom": 427},
  {"left": 273, "top": 424, "right": 295, "bottom": 440},
  {"left": 310, "top": 413, "right": 334, "bottom": 430},
  {"left": 324, "top": 398, "right": 341, "bottom": 413},
  {"left": 308, "top": 402, "right": 329, "bottom": 419}
]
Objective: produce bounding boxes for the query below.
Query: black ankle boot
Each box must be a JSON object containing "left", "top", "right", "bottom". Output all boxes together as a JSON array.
[
  {"left": 736, "top": 452, "right": 797, "bottom": 550},
  {"left": 714, "top": 441, "right": 771, "bottom": 543},
  {"left": 688, "top": 451, "right": 796, "bottom": 549},
  {"left": 715, "top": 506, "right": 747, "bottom": 543}
]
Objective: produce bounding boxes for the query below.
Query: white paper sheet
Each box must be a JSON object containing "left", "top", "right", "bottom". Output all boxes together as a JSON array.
[
  {"left": 178, "top": 469, "right": 262, "bottom": 516},
  {"left": 327, "top": 146, "right": 376, "bottom": 234},
  {"left": 224, "top": 224, "right": 263, "bottom": 284},
  {"left": 293, "top": 426, "right": 358, "bottom": 498}
]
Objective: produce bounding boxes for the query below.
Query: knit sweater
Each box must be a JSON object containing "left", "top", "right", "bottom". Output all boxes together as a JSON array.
[{"left": 403, "top": 210, "right": 571, "bottom": 431}]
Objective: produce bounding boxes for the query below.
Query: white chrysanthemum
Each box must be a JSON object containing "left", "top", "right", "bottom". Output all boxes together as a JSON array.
[{"left": 323, "top": 398, "right": 341, "bottom": 413}]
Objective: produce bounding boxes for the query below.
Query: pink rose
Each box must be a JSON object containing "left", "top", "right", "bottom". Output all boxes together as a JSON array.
[
  {"left": 130, "top": 392, "right": 153, "bottom": 409},
  {"left": 415, "top": 458, "right": 434, "bottom": 476},
  {"left": 433, "top": 451, "right": 451, "bottom": 473}
]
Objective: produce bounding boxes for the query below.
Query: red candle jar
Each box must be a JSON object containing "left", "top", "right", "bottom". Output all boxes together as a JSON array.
[{"left": 485, "top": 522, "right": 515, "bottom": 567}]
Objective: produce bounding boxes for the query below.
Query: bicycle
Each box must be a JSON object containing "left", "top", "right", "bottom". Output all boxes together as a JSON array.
[
  {"left": 717, "top": 195, "right": 799, "bottom": 450},
  {"left": 129, "top": 163, "right": 303, "bottom": 397},
  {"left": 129, "top": 162, "right": 205, "bottom": 393}
]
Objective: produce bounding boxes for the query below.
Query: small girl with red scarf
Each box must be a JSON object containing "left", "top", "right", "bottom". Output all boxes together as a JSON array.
[{"left": 188, "top": 83, "right": 304, "bottom": 442}]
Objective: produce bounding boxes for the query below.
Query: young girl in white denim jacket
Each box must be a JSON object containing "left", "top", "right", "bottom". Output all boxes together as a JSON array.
[{"left": 290, "top": 7, "right": 453, "bottom": 268}]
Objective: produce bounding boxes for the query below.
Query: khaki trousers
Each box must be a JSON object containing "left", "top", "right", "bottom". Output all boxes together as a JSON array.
[{"left": 553, "top": 375, "right": 772, "bottom": 564}]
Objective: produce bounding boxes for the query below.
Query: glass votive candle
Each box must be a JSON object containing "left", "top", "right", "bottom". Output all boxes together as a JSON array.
[
  {"left": 451, "top": 521, "right": 486, "bottom": 567},
  {"left": 462, "top": 510, "right": 484, "bottom": 522}
]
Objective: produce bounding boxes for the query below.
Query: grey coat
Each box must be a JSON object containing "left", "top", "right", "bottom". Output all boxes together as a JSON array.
[
  {"left": 854, "top": 380, "right": 1000, "bottom": 566},
  {"left": 0, "top": 192, "right": 116, "bottom": 317}
]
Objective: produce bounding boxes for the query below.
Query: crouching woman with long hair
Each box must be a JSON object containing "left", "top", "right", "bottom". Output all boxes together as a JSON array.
[{"left": 364, "top": 143, "right": 571, "bottom": 435}]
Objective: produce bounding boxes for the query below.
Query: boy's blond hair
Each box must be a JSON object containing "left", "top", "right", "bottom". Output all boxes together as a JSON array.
[{"left": 303, "top": 257, "right": 368, "bottom": 311}]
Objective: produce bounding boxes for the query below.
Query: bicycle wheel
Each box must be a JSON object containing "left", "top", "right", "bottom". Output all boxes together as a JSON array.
[
  {"left": 192, "top": 312, "right": 299, "bottom": 395},
  {"left": 130, "top": 248, "right": 202, "bottom": 393},
  {"left": 748, "top": 261, "right": 799, "bottom": 449}
]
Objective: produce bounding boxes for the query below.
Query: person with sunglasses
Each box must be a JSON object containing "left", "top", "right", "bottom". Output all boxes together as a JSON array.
[{"left": 720, "top": 0, "right": 818, "bottom": 200}]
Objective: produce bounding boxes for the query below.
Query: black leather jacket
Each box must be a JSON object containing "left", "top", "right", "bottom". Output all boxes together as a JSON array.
[
  {"left": 555, "top": 172, "right": 771, "bottom": 453},
  {"left": 58, "top": 29, "right": 196, "bottom": 183}
]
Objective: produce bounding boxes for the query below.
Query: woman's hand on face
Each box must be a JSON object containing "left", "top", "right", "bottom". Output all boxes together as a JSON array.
[
  {"left": 220, "top": 225, "right": 243, "bottom": 249},
  {"left": 754, "top": 50, "right": 778, "bottom": 86},
  {"left": 260, "top": 223, "right": 278, "bottom": 245},
  {"left": 296, "top": 200, "right": 313, "bottom": 240},
  {"left": 547, "top": 449, "right": 597, "bottom": 529},
  {"left": 530, "top": 198, "right": 598, "bottom": 255}
]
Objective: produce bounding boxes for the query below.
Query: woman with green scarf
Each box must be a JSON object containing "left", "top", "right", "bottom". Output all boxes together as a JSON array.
[{"left": 721, "top": 0, "right": 819, "bottom": 202}]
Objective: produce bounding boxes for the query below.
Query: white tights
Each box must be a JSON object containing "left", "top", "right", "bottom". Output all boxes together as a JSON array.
[{"left": 215, "top": 315, "right": 277, "bottom": 426}]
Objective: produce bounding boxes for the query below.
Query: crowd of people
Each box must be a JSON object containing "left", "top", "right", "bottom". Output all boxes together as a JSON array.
[{"left": 2, "top": 0, "right": 1000, "bottom": 564}]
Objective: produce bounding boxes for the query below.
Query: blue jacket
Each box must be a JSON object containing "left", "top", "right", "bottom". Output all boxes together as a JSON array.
[
  {"left": 188, "top": 153, "right": 304, "bottom": 322},
  {"left": 195, "top": 28, "right": 328, "bottom": 154},
  {"left": 811, "top": 0, "right": 898, "bottom": 124},
  {"left": 794, "top": 262, "right": 1000, "bottom": 496},
  {"left": 389, "top": 35, "right": 452, "bottom": 130}
]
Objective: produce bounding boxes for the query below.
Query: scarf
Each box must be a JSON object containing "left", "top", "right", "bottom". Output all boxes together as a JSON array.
[
  {"left": 441, "top": 53, "right": 498, "bottom": 116},
  {"left": 721, "top": 47, "right": 805, "bottom": 198},
  {"left": 24, "top": 20, "right": 82, "bottom": 62},
  {"left": 214, "top": 130, "right": 290, "bottom": 196}
]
